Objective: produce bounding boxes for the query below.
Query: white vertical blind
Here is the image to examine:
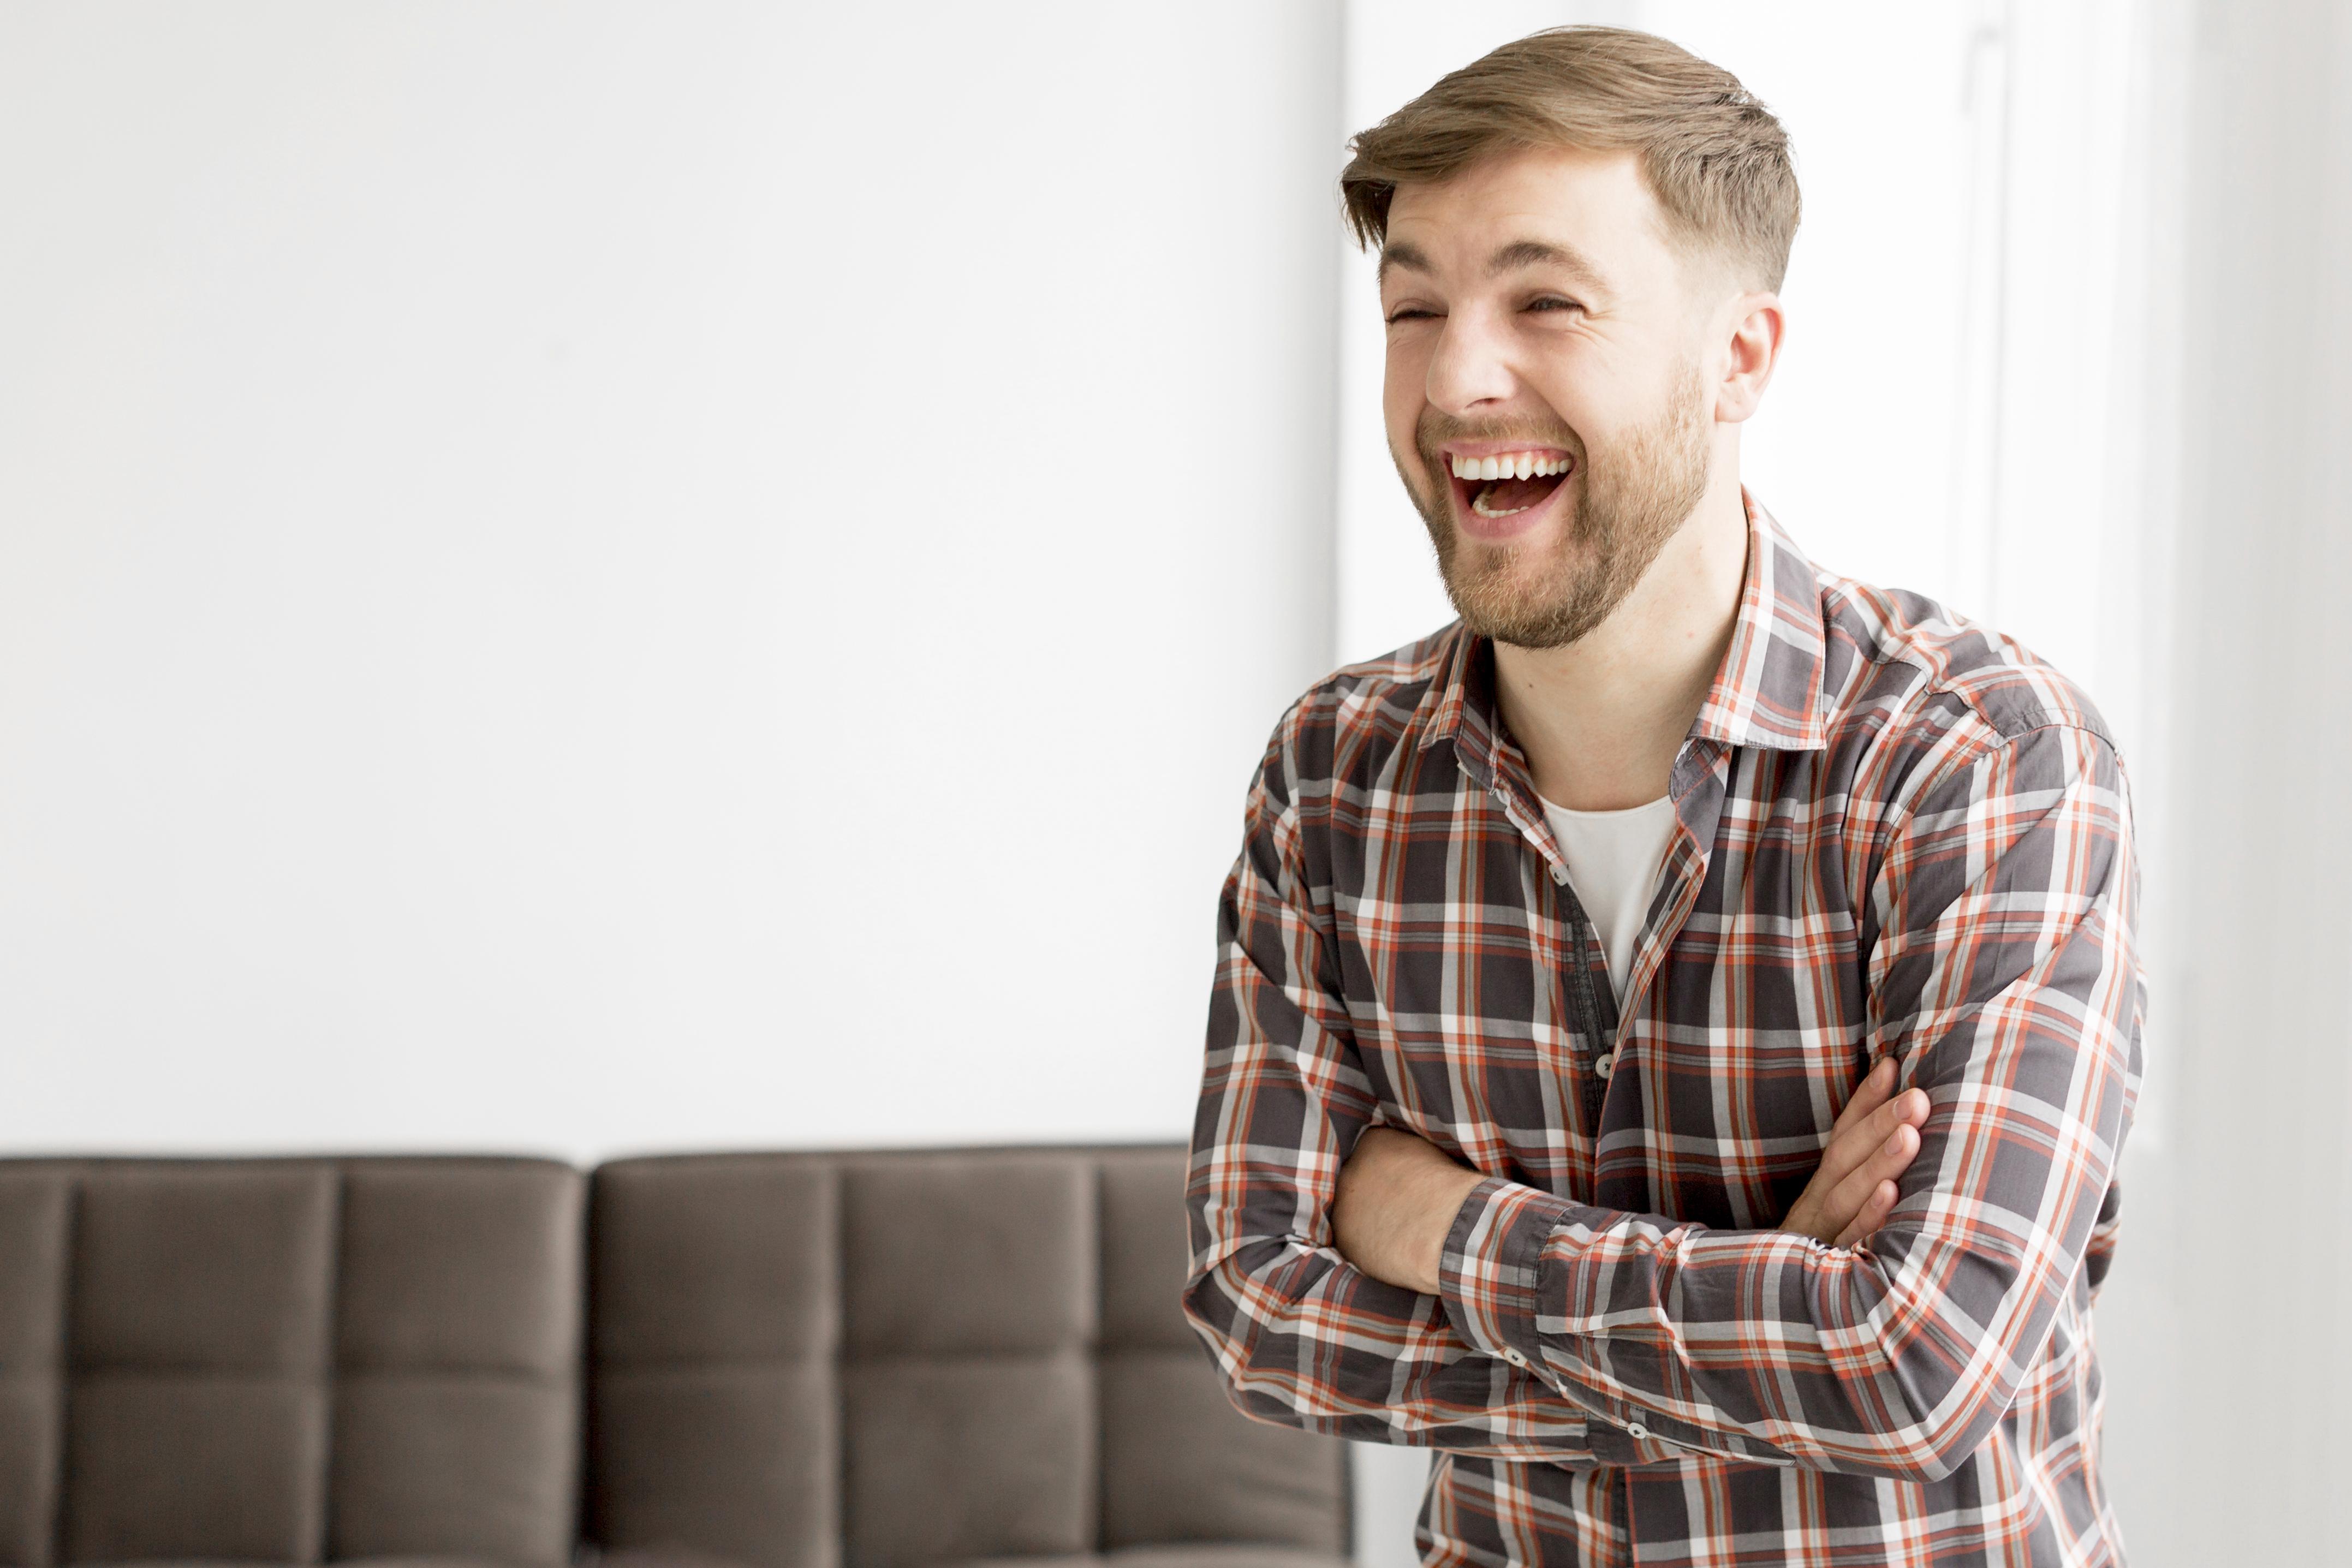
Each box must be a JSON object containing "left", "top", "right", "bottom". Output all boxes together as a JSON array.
[{"left": 2124, "top": 1, "right": 2352, "bottom": 1560}]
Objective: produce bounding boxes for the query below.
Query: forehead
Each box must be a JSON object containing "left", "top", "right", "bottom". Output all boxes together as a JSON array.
[{"left": 1380, "top": 145, "right": 1672, "bottom": 286}]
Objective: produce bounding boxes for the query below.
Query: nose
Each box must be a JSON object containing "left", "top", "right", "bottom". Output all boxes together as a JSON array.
[{"left": 1423, "top": 307, "right": 1519, "bottom": 415}]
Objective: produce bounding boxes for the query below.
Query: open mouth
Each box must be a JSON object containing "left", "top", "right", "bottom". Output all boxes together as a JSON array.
[{"left": 1447, "top": 449, "right": 1574, "bottom": 526}]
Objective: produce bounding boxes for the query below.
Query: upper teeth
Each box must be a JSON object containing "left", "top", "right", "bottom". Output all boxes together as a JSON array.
[{"left": 1451, "top": 451, "right": 1570, "bottom": 481}]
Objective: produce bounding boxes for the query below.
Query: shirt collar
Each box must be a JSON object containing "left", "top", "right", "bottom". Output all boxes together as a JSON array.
[{"left": 1416, "top": 489, "right": 1830, "bottom": 760}]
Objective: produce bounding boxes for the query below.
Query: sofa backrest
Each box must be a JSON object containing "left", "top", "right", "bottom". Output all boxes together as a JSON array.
[
  {"left": 0, "top": 1156, "right": 583, "bottom": 1567},
  {"left": 586, "top": 1146, "right": 1346, "bottom": 1568}
]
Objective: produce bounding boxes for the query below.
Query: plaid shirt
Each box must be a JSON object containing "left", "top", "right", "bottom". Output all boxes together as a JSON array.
[{"left": 1183, "top": 498, "right": 2142, "bottom": 1567}]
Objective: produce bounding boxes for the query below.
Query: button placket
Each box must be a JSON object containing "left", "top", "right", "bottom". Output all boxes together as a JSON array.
[{"left": 1520, "top": 809, "right": 1613, "bottom": 1125}]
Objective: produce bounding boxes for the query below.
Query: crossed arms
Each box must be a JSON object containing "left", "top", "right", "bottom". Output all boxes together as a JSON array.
[{"left": 1181, "top": 719, "right": 2140, "bottom": 1484}]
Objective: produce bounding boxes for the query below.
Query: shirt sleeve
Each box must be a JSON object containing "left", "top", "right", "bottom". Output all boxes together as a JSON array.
[
  {"left": 1181, "top": 724, "right": 1612, "bottom": 1463},
  {"left": 1433, "top": 719, "right": 2143, "bottom": 1482}
]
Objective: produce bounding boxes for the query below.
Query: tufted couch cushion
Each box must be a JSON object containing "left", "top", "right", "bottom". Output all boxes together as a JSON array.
[
  {"left": 586, "top": 1147, "right": 1347, "bottom": 1568},
  {"left": 0, "top": 1157, "right": 583, "bottom": 1568},
  {"left": 0, "top": 1146, "right": 1342, "bottom": 1568}
]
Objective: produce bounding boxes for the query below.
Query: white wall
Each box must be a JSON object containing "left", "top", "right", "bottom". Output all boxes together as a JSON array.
[{"left": 0, "top": 1, "right": 1342, "bottom": 1159}]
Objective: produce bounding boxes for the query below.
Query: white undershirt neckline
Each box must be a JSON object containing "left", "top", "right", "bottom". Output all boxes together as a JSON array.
[{"left": 1538, "top": 793, "right": 1680, "bottom": 1005}]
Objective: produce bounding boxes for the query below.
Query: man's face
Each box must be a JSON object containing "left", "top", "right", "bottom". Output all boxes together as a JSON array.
[{"left": 1379, "top": 146, "right": 1722, "bottom": 649}]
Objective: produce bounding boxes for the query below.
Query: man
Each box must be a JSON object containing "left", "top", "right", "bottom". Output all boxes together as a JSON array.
[{"left": 1182, "top": 26, "right": 2140, "bottom": 1568}]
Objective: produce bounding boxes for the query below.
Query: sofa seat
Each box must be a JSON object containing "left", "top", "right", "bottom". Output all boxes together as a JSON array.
[
  {"left": 0, "top": 1158, "right": 583, "bottom": 1568},
  {"left": 603, "top": 1548, "right": 1354, "bottom": 1568},
  {"left": 951, "top": 1549, "right": 1355, "bottom": 1568},
  {"left": 587, "top": 1148, "right": 1348, "bottom": 1568},
  {"left": 109, "top": 1560, "right": 531, "bottom": 1568},
  {"left": 0, "top": 1146, "right": 1346, "bottom": 1568}
]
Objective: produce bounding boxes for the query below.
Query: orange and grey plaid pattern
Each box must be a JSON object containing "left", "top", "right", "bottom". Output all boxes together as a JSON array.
[{"left": 1184, "top": 498, "right": 2142, "bottom": 1567}]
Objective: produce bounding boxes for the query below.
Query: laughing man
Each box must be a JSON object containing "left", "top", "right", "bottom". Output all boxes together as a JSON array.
[{"left": 1183, "top": 27, "right": 2140, "bottom": 1568}]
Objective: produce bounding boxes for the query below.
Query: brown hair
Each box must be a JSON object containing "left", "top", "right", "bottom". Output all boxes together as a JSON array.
[{"left": 1340, "top": 26, "right": 1801, "bottom": 291}]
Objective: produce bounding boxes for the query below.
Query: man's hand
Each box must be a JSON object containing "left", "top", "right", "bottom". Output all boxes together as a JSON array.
[
  {"left": 1781, "top": 1056, "right": 1930, "bottom": 1246},
  {"left": 1332, "top": 1125, "right": 1487, "bottom": 1295}
]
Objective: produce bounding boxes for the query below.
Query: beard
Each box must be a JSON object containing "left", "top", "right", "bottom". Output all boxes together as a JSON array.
[{"left": 1396, "top": 359, "right": 1712, "bottom": 650}]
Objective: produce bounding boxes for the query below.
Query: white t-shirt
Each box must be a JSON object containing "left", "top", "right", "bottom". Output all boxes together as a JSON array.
[{"left": 1540, "top": 794, "right": 1680, "bottom": 1004}]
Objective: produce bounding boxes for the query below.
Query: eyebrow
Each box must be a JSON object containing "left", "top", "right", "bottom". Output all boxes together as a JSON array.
[{"left": 1376, "top": 237, "right": 1612, "bottom": 296}]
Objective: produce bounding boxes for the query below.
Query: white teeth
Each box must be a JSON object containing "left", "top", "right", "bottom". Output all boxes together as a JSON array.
[
  {"left": 1449, "top": 450, "right": 1571, "bottom": 480},
  {"left": 1471, "top": 488, "right": 1534, "bottom": 518}
]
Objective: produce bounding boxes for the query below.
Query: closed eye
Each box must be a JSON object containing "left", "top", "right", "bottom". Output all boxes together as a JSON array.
[{"left": 1527, "top": 296, "right": 1583, "bottom": 315}]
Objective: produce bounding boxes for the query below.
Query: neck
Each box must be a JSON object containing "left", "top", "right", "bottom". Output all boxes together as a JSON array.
[{"left": 1493, "top": 472, "right": 1750, "bottom": 811}]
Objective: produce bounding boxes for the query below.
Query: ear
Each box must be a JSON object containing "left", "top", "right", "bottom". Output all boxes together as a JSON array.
[{"left": 1713, "top": 291, "right": 1785, "bottom": 425}]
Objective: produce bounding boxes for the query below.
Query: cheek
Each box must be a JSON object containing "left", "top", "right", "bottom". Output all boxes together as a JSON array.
[
  {"left": 1516, "top": 343, "right": 1604, "bottom": 429},
  {"left": 1382, "top": 341, "right": 1430, "bottom": 453}
]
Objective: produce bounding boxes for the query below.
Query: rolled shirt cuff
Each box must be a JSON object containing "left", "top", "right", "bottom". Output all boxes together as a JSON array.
[
  {"left": 1435, "top": 1176, "right": 1806, "bottom": 1469},
  {"left": 1436, "top": 1174, "right": 1575, "bottom": 1370}
]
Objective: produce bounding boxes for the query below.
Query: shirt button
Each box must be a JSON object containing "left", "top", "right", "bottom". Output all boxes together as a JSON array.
[
  {"left": 1594, "top": 1053, "right": 1615, "bottom": 1079},
  {"left": 1627, "top": 1421, "right": 1651, "bottom": 1440},
  {"left": 1550, "top": 865, "right": 1569, "bottom": 884},
  {"left": 1502, "top": 1348, "right": 1528, "bottom": 1368}
]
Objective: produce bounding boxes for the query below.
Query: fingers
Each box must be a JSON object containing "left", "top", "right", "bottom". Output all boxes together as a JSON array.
[
  {"left": 1834, "top": 1179, "right": 1900, "bottom": 1248},
  {"left": 1815, "top": 1118, "right": 1921, "bottom": 1243},
  {"left": 1812, "top": 1072, "right": 1930, "bottom": 1197},
  {"left": 1779, "top": 1063, "right": 1931, "bottom": 1246},
  {"left": 1827, "top": 1056, "right": 1895, "bottom": 1138}
]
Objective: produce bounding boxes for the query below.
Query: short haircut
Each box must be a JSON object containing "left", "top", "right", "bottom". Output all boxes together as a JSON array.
[{"left": 1340, "top": 26, "right": 1801, "bottom": 292}]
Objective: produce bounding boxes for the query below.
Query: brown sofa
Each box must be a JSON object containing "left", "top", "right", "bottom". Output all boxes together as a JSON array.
[{"left": 0, "top": 1147, "right": 1347, "bottom": 1568}]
